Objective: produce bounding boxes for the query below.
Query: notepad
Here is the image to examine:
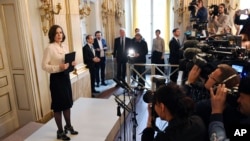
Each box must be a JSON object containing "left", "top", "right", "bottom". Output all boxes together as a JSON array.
[{"left": 64, "top": 51, "right": 76, "bottom": 74}]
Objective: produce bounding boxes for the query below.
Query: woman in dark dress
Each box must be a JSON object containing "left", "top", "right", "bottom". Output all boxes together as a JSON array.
[{"left": 42, "top": 25, "right": 78, "bottom": 140}]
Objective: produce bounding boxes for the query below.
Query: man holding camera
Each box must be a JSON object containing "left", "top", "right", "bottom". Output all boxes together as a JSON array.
[
  {"left": 196, "top": 0, "right": 208, "bottom": 22},
  {"left": 185, "top": 64, "right": 243, "bottom": 138},
  {"left": 234, "top": 9, "right": 250, "bottom": 42},
  {"left": 209, "top": 76, "right": 250, "bottom": 140},
  {"left": 209, "top": 3, "right": 230, "bottom": 34}
]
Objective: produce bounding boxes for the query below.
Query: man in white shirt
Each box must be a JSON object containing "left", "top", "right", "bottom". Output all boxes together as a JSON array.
[{"left": 93, "top": 31, "right": 108, "bottom": 86}]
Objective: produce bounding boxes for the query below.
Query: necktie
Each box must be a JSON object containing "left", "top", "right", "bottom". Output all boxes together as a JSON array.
[
  {"left": 91, "top": 46, "right": 95, "bottom": 56},
  {"left": 121, "top": 38, "right": 124, "bottom": 51},
  {"left": 177, "top": 39, "right": 180, "bottom": 46}
]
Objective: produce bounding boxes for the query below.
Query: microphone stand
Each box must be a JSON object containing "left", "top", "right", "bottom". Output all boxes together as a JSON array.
[{"left": 113, "top": 78, "right": 138, "bottom": 141}]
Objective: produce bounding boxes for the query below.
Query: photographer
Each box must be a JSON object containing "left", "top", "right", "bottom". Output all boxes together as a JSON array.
[
  {"left": 196, "top": 0, "right": 208, "bottom": 22},
  {"left": 185, "top": 64, "right": 240, "bottom": 102},
  {"left": 141, "top": 82, "right": 206, "bottom": 141},
  {"left": 209, "top": 76, "right": 250, "bottom": 141},
  {"left": 234, "top": 9, "right": 250, "bottom": 39},
  {"left": 234, "top": 9, "right": 250, "bottom": 49},
  {"left": 185, "top": 64, "right": 242, "bottom": 138},
  {"left": 209, "top": 3, "right": 230, "bottom": 34}
]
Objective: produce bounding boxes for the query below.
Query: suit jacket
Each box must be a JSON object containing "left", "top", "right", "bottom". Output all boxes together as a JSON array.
[
  {"left": 113, "top": 37, "right": 132, "bottom": 63},
  {"left": 93, "top": 38, "right": 107, "bottom": 58},
  {"left": 169, "top": 37, "right": 181, "bottom": 64},
  {"left": 82, "top": 44, "right": 95, "bottom": 69}
]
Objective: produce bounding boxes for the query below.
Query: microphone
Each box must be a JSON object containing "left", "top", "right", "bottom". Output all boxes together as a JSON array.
[{"left": 183, "top": 48, "right": 202, "bottom": 60}]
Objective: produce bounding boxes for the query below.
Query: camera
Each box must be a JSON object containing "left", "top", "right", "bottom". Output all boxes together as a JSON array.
[
  {"left": 209, "top": 5, "right": 219, "bottom": 18},
  {"left": 188, "top": 0, "right": 197, "bottom": 19}
]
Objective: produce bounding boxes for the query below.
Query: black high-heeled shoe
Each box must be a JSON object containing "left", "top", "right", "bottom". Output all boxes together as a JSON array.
[
  {"left": 64, "top": 125, "right": 78, "bottom": 135},
  {"left": 57, "top": 130, "right": 70, "bottom": 140}
]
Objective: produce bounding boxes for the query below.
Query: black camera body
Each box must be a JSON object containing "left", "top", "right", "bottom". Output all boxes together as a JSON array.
[
  {"left": 209, "top": 5, "right": 219, "bottom": 18},
  {"left": 188, "top": 0, "right": 197, "bottom": 20}
]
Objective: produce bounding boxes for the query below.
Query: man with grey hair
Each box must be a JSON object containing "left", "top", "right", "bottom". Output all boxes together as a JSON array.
[{"left": 113, "top": 28, "right": 132, "bottom": 84}]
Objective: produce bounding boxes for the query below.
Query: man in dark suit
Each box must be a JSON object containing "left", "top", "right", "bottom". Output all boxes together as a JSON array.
[
  {"left": 93, "top": 31, "right": 108, "bottom": 87},
  {"left": 83, "top": 35, "right": 100, "bottom": 96},
  {"left": 169, "top": 28, "right": 182, "bottom": 83},
  {"left": 113, "top": 28, "right": 132, "bottom": 82}
]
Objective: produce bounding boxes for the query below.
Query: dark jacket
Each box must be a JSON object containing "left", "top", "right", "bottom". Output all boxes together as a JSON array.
[
  {"left": 169, "top": 37, "right": 182, "bottom": 64},
  {"left": 93, "top": 38, "right": 107, "bottom": 58},
  {"left": 197, "top": 6, "right": 208, "bottom": 22},
  {"left": 131, "top": 40, "right": 148, "bottom": 63},
  {"left": 141, "top": 115, "right": 206, "bottom": 141},
  {"left": 113, "top": 37, "right": 132, "bottom": 63},
  {"left": 82, "top": 44, "right": 95, "bottom": 68}
]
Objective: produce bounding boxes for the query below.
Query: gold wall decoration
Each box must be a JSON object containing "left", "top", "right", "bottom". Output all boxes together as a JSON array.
[
  {"left": 39, "top": 0, "right": 62, "bottom": 35},
  {"left": 79, "top": 0, "right": 91, "bottom": 19},
  {"left": 101, "top": 0, "right": 124, "bottom": 51},
  {"left": 173, "top": 0, "right": 187, "bottom": 25},
  {"left": 225, "top": 0, "right": 238, "bottom": 11}
]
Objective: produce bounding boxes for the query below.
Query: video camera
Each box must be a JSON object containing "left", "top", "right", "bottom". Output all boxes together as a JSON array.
[
  {"left": 188, "top": 0, "right": 197, "bottom": 20},
  {"left": 209, "top": 5, "right": 219, "bottom": 18}
]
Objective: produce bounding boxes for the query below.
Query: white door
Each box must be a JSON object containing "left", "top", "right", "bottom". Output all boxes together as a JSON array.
[
  {"left": 0, "top": 4, "right": 19, "bottom": 138},
  {"left": 0, "top": 0, "right": 35, "bottom": 137}
]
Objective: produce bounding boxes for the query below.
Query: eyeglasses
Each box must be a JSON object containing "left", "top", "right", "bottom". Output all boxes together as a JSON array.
[{"left": 208, "top": 74, "right": 219, "bottom": 83}]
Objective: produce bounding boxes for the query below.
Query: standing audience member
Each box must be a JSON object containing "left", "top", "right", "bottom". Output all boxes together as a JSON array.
[
  {"left": 141, "top": 82, "right": 206, "bottom": 141},
  {"left": 113, "top": 28, "right": 132, "bottom": 82},
  {"left": 151, "top": 29, "right": 165, "bottom": 75},
  {"left": 209, "top": 3, "right": 230, "bottom": 34},
  {"left": 131, "top": 32, "right": 148, "bottom": 88},
  {"left": 93, "top": 31, "right": 108, "bottom": 87},
  {"left": 133, "top": 28, "right": 145, "bottom": 41},
  {"left": 83, "top": 35, "right": 100, "bottom": 95},
  {"left": 196, "top": 0, "right": 208, "bottom": 22},
  {"left": 42, "top": 25, "right": 78, "bottom": 140},
  {"left": 169, "top": 28, "right": 182, "bottom": 83},
  {"left": 209, "top": 76, "right": 250, "bottom": 141}
]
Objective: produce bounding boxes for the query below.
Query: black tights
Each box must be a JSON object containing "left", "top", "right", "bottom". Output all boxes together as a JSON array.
[{"left": 54, "top": 108, "right": 71, "bottom": 131}]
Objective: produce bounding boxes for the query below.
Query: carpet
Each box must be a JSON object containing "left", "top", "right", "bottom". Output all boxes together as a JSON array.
[{"left": 2, "top": 122, "right": 43, "bottom": 141}]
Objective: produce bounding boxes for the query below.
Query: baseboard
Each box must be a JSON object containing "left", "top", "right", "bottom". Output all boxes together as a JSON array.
[{"left": 36, "top": 111, "right": 53, "bottom": 123}]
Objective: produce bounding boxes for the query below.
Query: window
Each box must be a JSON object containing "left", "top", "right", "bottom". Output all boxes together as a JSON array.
[
  {"left": 135, "top": 0, "right": 169, "bottom": 52},
  {"left": 239, "top": 0, "right": 250, "bottom": 19}
]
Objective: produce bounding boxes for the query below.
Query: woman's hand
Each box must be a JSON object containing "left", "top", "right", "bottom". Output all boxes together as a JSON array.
[
  {"left": 60, "top": 63, "right": 69, "bottom": 70},
  {"left": 71, "top": 61, "right": 77, "bottom": 66}
]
